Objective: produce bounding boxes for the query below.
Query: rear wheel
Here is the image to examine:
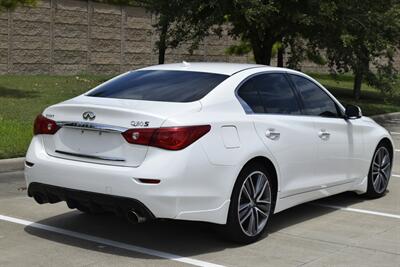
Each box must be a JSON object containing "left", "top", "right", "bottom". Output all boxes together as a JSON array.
[
  {"left": 225, "top": 163, "right": 275, "bottom": 243},
  {"left": 365, "top": 143, "right": 392, "bottom": 198}
]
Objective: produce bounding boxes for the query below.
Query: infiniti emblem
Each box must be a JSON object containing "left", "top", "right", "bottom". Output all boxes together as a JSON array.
[{"left": 82, "top": 111, "right": 96, "bottom": 121}]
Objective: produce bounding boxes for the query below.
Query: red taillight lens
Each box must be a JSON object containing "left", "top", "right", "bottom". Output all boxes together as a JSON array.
[
  {"left": 122, "top": 128, "right": 156, "bottom": 145},
  {"left": 152, "top": 125, "right": 211, "bottom": 150},
  {"left": 33, "top": 114, "right": 60, "bottom": 135},
  {"left": 122, "top": 125, "right": 211, "bottom": 150}
]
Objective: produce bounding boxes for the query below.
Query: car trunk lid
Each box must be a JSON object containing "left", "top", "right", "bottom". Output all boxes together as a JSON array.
[{"left": 41, "top": 96, "right": 201, "bottom": 167}]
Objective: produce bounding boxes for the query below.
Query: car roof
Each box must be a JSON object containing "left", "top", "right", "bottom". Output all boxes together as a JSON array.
[{"left": 138, "top": 62, "right": 274, "bottom": 76}]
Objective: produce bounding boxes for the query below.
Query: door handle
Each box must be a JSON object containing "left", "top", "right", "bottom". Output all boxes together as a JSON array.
[
  {"left": 265, "top": 129, "right": 280, "bottom": 140},
  {"left": 318, "top": 129, "right": 331, "bottom": 140}
]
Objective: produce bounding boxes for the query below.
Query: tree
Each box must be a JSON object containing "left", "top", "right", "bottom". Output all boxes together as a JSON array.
[
  {"left": 220, "top": 0, "right": 309, "bottom": 65},
  {"left": 308, "top": 0, "right": 400, "bottom": 100},
  {"left": 0, "top": 0, "right": 36, "bottom": 10}
]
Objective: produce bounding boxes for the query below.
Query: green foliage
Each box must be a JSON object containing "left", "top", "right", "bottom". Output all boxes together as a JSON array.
[
  {"left": 308, "top": 0, "right": 400, "bottom": 99},
  {"left": 221, "top": 0, "right": 307, "bottom": 64},
  {"left": 225, "top": 39, "right": 252, "bottom": 56},
  {"left": 0, "top": 0, "right": 36, "bottom": 10}
]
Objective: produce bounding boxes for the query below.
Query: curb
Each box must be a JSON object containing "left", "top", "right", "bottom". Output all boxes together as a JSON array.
[{"left": 0, "top": 157, "right": 25, "bottom": 173}]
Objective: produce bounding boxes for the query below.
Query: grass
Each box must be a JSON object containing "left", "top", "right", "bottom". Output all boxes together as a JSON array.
[
  {"left": 0, "top": 73, "right": 399, "bottom": 159},
  {"left": 309, "top": 73, "right": 400, "bottom": 116},
  {"left": 0, "top": 75, "right": 110, "bottom": 159}
]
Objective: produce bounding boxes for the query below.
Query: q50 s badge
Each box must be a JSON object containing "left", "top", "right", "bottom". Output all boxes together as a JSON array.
[{"left": 131, "top": 121, "right": 150, "bottom": 127}]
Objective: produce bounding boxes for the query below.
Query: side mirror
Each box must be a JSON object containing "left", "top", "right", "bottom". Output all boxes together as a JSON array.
[{"left": 345, "top": 105, "right": 362, "bottom": 119}]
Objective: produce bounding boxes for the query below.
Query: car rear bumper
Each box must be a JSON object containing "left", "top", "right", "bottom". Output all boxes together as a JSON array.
[
  {"left": 28, "top": 182, "right": 155, "bottom": 221},
  {"left": 25, "top": 136, "right": 235, "bottom": 224}
]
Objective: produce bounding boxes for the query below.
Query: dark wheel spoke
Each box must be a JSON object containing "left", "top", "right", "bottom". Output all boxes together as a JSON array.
[{"left": 371, "top": 146, "right": 391, "bottom": 194}]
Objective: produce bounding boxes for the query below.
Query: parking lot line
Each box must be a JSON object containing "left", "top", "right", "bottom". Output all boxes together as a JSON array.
[
  {"left": 0, "top": 214, "right": 225, "bottom": 267},
  {"left": 390, "top": 132, "right": 400, "bottom": 135},
  {"left": 395, "top": 149, "right": 400, "bottom": 152},
  {"left": 393, "top": 174, "right": 400, "bottom": 178},
  {"left": 314, "top": 204, "right": 400, "bottom": 219}
]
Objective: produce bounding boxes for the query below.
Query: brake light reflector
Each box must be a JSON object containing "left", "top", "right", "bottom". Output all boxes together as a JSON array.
[
  {"left": 33, "top": 114, "right": 60, "bottom": 135},
  {"left": 122, "top": 125, "right": 211, "bottom": 150}
]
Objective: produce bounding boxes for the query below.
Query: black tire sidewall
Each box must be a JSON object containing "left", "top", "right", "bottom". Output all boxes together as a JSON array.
[
  {"left": 366, "top": 144, "right": 392, "bottom": 198},
  {"left": 225, "top": 163, "right": 275, "bottom": 243}
]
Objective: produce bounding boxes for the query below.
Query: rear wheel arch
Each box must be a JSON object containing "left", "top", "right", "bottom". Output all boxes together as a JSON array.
[
  {"left": 237, "top": 156, "right": 278, "bottom": 201},
  {"left": 224, "top": 156, "right": 278, "bottom": 242}
]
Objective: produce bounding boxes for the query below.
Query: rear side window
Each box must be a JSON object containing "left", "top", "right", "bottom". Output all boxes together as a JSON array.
[
  {"left": 289, "top": 75, "right": 340, "bottom": 118},
  {"left": 87, "top": 70, "right": 228, "bottom": 102},
  {"left": 238, "top": 73, "right": 301, "bottom": 115}
]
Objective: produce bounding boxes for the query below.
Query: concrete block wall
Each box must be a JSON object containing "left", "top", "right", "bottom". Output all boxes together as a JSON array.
[
  {"left": 0, "top": 0, "right": 251, "bottom": 75},
  {"left": 2, "top": 1, "right": 397, "bottom": 75}
]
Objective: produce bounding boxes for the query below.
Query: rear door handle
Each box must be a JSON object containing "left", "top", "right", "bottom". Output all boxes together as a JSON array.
[
  {"left": 265, "top": 129, "right": 280, "bottom": 140},
  {"left": 318, "top": 129, "right": 330, "bottom": 140}
]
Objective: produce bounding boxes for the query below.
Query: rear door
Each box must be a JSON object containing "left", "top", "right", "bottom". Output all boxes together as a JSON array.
[
  {"left": 288, "top": 74, "right": 364, "bottom": 185},
  {"left": 237, "top": 73, "right": 319, "bottom": 197}
]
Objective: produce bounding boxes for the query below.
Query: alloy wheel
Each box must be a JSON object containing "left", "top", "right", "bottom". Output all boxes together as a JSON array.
[
  {"left": 237, "top": 171, "right": 272, "bottom": 237},
  {"left": 371, "top": 147, "right": 391, "bottom": 194}
]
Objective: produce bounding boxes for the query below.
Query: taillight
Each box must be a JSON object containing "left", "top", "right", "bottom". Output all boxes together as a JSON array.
[
  {"left": 33, "top": 114, "right": 60, "bottom": 135},
  {"left": 122, "top": 125, "right": 211, "bottom": 150},
  {"left": 122, "top": 128, "right": 156, "bottom": 145}
]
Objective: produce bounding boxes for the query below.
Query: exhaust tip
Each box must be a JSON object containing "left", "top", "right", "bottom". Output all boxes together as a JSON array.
[{"left": 126, "top": 209, "right": 146, "bottom": 224}]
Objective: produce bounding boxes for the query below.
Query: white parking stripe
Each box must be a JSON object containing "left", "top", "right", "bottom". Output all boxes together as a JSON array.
[
  {"left": 0, "top": 214, "right": 225, "bottom": 267},
  {"left": 314, "top": 204, "right": 400, "bottom": 219},
  {"left": 392, "top": 174, "right": 400, "bottom": 178},
  {"left": 395, "top": 149, "right": 400, "bottom": 152}
]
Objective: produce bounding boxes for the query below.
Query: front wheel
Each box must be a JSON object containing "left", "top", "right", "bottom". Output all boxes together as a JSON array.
[
  {"left": 224, "top": 163, "right": 275, "bottom": 243},
  {"left": 365, "top": 144, "right": 392, "bottom": 198}
]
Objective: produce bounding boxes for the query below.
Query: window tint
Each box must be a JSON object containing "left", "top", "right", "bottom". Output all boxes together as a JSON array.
[
  {"left": 290, "top": 75, "right": 340, "bottom": 118},
  {"left": 237, "top": 78, "right": 265, "bottom": 113},
  {"left": 87, "top": 70, "right": 228, "bottom": 102},
  {"left": 238, "top": 73, "right": 301, "bottom": 115}
]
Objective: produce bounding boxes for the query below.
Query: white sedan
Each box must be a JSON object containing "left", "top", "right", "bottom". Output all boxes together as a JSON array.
[{"left": 25, "top": 62, "right": 394, "bottom": 243}]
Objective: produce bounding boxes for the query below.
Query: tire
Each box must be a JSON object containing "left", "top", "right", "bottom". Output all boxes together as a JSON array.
[
  {"left": 224, "top": 163, "right": 275, "bottom": 243},
  {"left": 365, "top": 143, "right": 392, "bottom": 198}
]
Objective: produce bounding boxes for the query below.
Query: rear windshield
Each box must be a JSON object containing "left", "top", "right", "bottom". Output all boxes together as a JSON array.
[{"left": 87, "top": 70, "right": 229, "bottom": 102}]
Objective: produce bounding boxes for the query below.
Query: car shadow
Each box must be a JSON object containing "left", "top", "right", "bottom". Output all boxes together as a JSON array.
[{"left": 24, "top": 191, "right": 370, "bottom": 260}]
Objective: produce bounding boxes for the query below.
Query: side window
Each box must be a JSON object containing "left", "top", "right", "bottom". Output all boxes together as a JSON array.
[
  {"left": 290, "top": 75, "right": 340, "bottom": 118},
  {"left": 238, "top": 73, "right": 301, "bottom": 115},
  {"left": 237, "top": 78, "right": 265, "bottom": 113}
]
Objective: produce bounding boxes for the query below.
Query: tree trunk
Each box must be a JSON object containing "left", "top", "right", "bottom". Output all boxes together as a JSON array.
[
  {"left": 251, "top": 40, "right": 274, "bottom": 65},
  {"left": 353, "top": 71, "right": 363, "bottom": 100},
  {"left": 158, "top": 19, "right": 168, "bottom": 64},
  {"left": 277, "top": 46, "right": 284, "bottom": 67}
]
